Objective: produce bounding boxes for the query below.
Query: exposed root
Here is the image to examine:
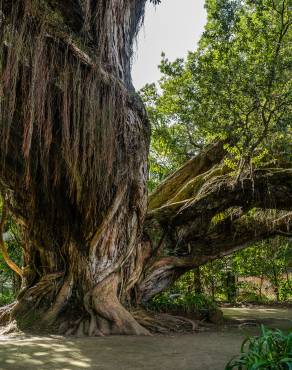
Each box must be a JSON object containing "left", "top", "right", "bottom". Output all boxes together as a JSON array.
[
  {"left": 0, "top": 320, "right": 20, "bottom": 336},
  {"left": 62, "top": 318, "right": 102, "bottom": 337},
  {"left": 92, "top": 274, "right": 150, "bottom": 336},
  {"left": 0, "top": 303, "right": 21, "bottom": 337},
  {"left": 132, "top": 309, "right": 200, "bottom": 334},
  {"left": 0, "top": 302, "right": 17, "bottom": 326},
  {"left": 42, "top": 274, "right": 74, "bottom": 325}
]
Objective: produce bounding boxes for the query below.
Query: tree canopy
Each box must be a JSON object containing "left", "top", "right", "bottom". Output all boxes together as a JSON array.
[{"left": 141, "top": 0, "right": 292, "bottom": 189}]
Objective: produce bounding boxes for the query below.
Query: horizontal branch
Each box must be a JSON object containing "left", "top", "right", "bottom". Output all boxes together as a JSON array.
[
  {"left": 147, "top": 168, "right": 292, "bottom": 227},
  {"left": 140, "top": 210, "right": 292, "bottom": 302}
]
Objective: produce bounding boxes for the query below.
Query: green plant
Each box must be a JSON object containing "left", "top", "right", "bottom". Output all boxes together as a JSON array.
[
  {"left": 0, "top": 292, "right": 15, "bottom": 306},
  {"left": 279, "top": 281, "right": 292, "bottom": 302},
  {"left": 148, "top": 292, "right": 216, "bottom": 313},
  {"left": 226, "top": 326, "right": 292, "bottom": 370}
]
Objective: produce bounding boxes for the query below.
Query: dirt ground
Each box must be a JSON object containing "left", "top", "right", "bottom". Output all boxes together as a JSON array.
[
  {"left": 0, "top": 307, "right": 291, "bottom": 370},
  {"left": 222, "top": 306, "right": 292, "bottom": 330}
]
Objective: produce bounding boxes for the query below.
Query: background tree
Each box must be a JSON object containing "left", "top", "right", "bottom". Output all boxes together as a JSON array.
[{"left": 141, "top": 0, "right": 292, "bottom": 184}]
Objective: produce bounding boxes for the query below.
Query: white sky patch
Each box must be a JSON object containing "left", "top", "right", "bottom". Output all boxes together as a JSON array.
[{"left": 132, "top": 0, "right": 207, "bottom": 89}]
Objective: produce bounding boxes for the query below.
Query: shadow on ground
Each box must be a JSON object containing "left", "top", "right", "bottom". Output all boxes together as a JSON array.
[
  {"left": 0, "top": 307, "right": 291, "bottom": 370},
  {"left": 222, "top": 306, "right": 292, "bottom": 330},
  {"left": 0, "top": 332, "right": 245, "bottom": 370}
]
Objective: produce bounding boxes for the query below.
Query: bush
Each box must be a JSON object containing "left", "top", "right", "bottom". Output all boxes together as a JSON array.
[
  {"left": 226, "top": 325, "right": 292, "bottom": 369},
  {"left": 279, "top": 282, "right": 292, "bottom": 302},
  {"left": 237, "top": 291, "right": 269, "bottom": 304},
  {"left": 0, "top": 292, "right": 15, "bottom": 306},
  {"left": 148, "top": 292, "right": 216, "bottom": 313}
]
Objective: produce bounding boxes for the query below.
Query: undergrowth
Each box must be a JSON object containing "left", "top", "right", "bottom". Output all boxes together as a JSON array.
[
  {"left": 226, "top": 325, "right": 292, "bottom": 370},
  {"left": 147, "top": 292, "right": 217, "bottom": 313},
  {"left": 0, "top": 292, "right": 15, "bottom": 306}
]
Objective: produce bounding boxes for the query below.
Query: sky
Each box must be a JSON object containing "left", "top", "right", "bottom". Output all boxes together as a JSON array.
[{"left": 132, "top": 0, "right": 207, "bottom": 89}]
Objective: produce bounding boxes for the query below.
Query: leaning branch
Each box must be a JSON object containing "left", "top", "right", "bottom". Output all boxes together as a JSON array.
[
  {"left": 0, "top": 194, "right": 23, "bottom": 277},
  {"left": 148, "top": 141, "right": 225, "bottom": 210}
]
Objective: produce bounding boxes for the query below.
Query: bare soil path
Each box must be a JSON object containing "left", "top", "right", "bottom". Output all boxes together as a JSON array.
[
  {"left": 0, "top": 307, "right": 291, "bottom": 370},
  {"left": 222, "top": 306, "right": 292, "bottom": 330}
]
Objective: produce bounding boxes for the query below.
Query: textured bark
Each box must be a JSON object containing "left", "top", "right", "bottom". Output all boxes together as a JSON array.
[
  {"left": 0, "top": 0, "right": 292, "bottom": 335},
  {"left": 0, "top": 0, "right": 151, "bottom": 335},
  {"left": 138, "top": 154, "right": 292, "bottom": 302}
]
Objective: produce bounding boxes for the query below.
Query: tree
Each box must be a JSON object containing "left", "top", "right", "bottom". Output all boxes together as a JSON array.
[
  {"left": 142, "top": 0, "right": 292, "bottom": 179},
  {"left": 0, "top": 0, "right": 291, "bottom": 336}
]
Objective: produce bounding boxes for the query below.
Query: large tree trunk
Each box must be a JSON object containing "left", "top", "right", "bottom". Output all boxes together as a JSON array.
[
  {"left": 0, "top": 0, "right": 152, "bottom": 335},
  {"left": 1, "top": 0, "right": 292, "bottom": 336}
]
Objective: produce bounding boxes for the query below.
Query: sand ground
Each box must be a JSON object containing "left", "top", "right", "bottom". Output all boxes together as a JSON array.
[{"left": 0, "top": 307, "right": 291, "bottom": 370}]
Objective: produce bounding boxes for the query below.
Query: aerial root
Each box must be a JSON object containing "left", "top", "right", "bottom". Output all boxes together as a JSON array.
[
  {"left": 42, "top": 274, "right": 74, "bottom": 325},
  {"left": 0, "top": 320, "right": 20, "bottom": 336}
]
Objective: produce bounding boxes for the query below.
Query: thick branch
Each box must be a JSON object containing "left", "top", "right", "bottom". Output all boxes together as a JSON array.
[
  {"left": 142, "top": 144, "right": 292, "bottom": 302},
  {"left": 140, "top": 210, "right": 292, "bottom": 302},
  {"left": 148, "top": 168, "right": 292, "bottom": 228},
  {"left": 148, "top": 141, "right": 225, "bottom": 210}
]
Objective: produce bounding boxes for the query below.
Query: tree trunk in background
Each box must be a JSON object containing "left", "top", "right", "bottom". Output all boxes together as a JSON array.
[
  {"left": 259, "top": 274, "right": 264, "bottom": 301},
  {"left": 193, "top": 268, "right": 203, "bottom": 295},
  {"left": 226, "top": 272, "right": 237, "bottom": 304}
]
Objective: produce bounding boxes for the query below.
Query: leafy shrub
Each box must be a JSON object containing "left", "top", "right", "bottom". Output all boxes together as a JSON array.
[
  {"left": 0, "top": 292, "right": 15, "bottom": 306},
  {"left": 279, "top": 282, "right": 292, "bottom": 302},
  {"left": 226, "top": 325, "right": 292, "bottom": 369},
  {"left": 237, "top": 291, "right": 269, "bottom": 304},
  {"left": 148, "top": 292, "right": 216, "bottom": 313}
]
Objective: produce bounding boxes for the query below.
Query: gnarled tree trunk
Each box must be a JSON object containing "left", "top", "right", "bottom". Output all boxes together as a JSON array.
[
  {"left": 1, "top": 0, "right": 292, "bottom": 336},
  {"left": 0, "top": 0, "right": 152, "bottom": 335}
]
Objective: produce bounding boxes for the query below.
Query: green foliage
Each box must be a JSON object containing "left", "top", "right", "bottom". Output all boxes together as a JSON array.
[
  {"left": 147, "top": 239, "right": 291, "bottom": 314},
  {"left": 149, "top": 291, "right": 216, "bottom": 313},
  {"left": 148, "top": 269, "right": 217, "bottom": 312},
  {"left": 0, "top": 292, "right": 15, "bottom": 306},
  {"left": 141, "top": 0, "right": 292, "bottom": 189},
  {"left": 169, "top": 238, "right": 292, "bottom": 304},
  {"left": 226, "top": 325, "right": 292, "bottom": 370},
  {"left": 232, "top": 238, "right": 292, "bottom": 303},
  {"left": 149, "top": 237, "right": 291, "bottom": 309}
]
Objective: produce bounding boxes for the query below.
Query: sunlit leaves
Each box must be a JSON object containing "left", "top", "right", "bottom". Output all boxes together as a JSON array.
[{"left": 142, "top": 0, "right": 292, "bottom": 188}]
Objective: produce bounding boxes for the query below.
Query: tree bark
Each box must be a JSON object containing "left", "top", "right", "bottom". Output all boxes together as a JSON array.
[
  {"left": 138, "top": 156, "right": 292, "bottom": 303},
  {"left": 193, "top": 268, "right": 203, "bottom": 295},
  {"left": 1, "top": 0, "right": 152, "bottom": 335}
]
